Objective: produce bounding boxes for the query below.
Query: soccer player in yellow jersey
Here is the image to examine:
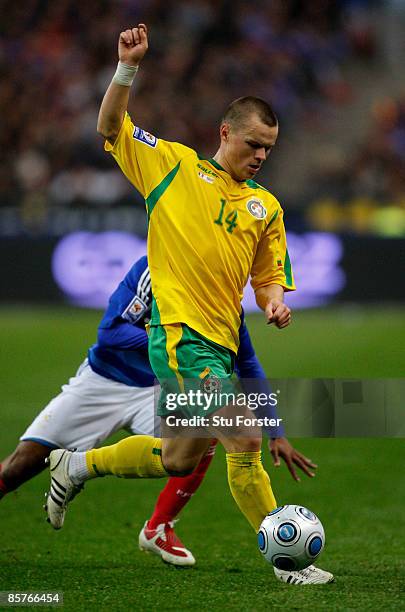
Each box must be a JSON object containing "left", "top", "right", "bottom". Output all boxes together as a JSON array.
[{"left": 45, "top": 24, "right": 333, "bottom": 585}]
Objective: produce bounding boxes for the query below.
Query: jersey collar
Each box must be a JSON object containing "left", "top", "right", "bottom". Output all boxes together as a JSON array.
[{"left": 207, "top": 157, "right": 226, "bottom": 172}]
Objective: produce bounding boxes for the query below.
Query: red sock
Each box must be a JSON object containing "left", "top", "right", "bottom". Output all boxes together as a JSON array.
[
  {"left": 148, "top": 441, "right": 217, "bottom": 529},
  {"left": 0, "top": 464, "right": 9, "bottom": 498}
]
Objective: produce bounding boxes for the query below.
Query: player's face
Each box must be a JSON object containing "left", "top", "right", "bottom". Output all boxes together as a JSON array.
[{"left": 220, "top": 114, "right": 278, "bottom": 181}]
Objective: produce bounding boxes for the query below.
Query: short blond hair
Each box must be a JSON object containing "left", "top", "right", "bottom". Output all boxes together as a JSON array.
[{"left": 222, "top": 96, "right": 278, "bottom": 129}]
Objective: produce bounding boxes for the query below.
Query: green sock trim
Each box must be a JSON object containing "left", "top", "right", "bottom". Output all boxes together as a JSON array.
[{"left": 92, "top": 463, "right": 105, "bottom": 477}]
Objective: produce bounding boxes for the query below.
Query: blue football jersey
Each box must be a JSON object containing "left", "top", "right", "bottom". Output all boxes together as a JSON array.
[{"left": 88, "top": 256, "right": 154, "bottom": 387}]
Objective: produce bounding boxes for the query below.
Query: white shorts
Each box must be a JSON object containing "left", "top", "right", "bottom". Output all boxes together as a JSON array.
[{"left": 20, "top": 360, "right": 159, "bottom": 451}]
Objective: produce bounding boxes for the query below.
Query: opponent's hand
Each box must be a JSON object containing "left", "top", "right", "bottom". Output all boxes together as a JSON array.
[
  {"left": 118, "top": 24, "right": 148, "bottom": 67},
  {"left": 265, "top": 299, "right": 291, "bottom": 329},
  {"left": 269, "top": 437, "right": 317, "bottom": 481}
]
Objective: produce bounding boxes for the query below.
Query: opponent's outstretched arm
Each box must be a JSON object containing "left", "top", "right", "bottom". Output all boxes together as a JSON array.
[{"left": 97, "top": 24, "right": 148, "bottom": 144}]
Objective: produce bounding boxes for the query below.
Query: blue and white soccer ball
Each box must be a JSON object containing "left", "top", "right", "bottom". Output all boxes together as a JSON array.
[{"left": 258, "top": 505, "right": 325, "bottom": 571}]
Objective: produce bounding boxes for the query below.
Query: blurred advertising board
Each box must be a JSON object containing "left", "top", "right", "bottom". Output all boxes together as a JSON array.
[{"left": 0, "top": 232, "right": 404, "bottom": 307}]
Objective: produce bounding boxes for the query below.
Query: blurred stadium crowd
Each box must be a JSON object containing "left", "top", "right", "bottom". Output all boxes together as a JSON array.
[
  {"left": 308, "top": 94, "right": 405, "bottom": 236},
  {"left": 1, "top": 0, "right": 405, "bottom": 236}
]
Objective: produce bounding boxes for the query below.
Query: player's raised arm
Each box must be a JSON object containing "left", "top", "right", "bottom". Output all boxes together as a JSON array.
[{"left": 97, "top": 24, "right": 148, "bottom": 144}]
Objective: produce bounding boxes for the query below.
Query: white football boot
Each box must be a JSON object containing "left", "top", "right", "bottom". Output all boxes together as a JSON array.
[
  {"left": 139, "top": 520, "right": 196, "bottom": 567},
  {"left": 44, "top": 449, "right": 83, "bottom": 529},
  {"left": 274, "top": 564, "right": 334, "bottom": 585}
]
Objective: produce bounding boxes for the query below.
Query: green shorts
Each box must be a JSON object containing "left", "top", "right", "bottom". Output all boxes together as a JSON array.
[{"left": 148, "top": 323, "right": 236, "bottom": 418}]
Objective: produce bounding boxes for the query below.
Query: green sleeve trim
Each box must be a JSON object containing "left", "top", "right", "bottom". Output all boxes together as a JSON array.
[
  {"left": 265, "top": 209, "right": 279, "bottom": 230},
  {"left": 284, "top": 249, "right": 293, "bottom": 286},
  {"left": 146, "top": 161, "right": 181, "bottom": 217}
]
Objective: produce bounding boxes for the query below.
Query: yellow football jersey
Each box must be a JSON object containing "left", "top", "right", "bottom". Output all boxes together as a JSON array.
[{"left": 105, "top": 113, "right": 295, "bottom": 354}]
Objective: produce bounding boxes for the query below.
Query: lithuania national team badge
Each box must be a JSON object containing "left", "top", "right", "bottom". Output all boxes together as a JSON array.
[
  {"left": 200, "top": 374, "right": 222, "bottom": 394},
  {"left": 246, "top": 198, "right": 267, "bottom": 219}
]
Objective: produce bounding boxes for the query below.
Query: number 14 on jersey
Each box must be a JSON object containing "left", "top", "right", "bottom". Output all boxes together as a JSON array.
[{"left": 214, "top": 199, "right": 238, "bottom": 234}]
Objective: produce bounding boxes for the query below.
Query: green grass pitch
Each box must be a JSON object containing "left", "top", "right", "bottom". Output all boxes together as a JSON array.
[{"left": 0, "top": 305, "right": 404, "bottom": 610}]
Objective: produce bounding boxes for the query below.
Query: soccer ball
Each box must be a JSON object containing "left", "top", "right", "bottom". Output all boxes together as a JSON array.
[{"left": 258, "top": 505, "right": 325, "bottom": 571}]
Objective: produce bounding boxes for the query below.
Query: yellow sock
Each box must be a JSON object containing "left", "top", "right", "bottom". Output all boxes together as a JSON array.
[
  {"left": 85, "top": 436, "right": 168, "bottom": 479},
  {"left": 226, "top": 451, "right": 277, "bottom": 532}
]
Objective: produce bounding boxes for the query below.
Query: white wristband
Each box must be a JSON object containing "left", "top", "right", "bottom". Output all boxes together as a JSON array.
[{"left": 112, "top": 61, "right": 139, "bottom": 87}]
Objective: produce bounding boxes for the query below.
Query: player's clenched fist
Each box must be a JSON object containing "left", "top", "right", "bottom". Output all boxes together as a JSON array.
[
  {"left": 118, "top": 24, "right": 148, "bottom": 66},
  {"left": 265, "top": 299, "right": 291, "bottom": 329}
]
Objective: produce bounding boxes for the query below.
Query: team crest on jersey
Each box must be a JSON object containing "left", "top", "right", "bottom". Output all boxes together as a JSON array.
[
  {"left": 200, "top": 375, "right": 221, "bottom": 394},
  {"left": 246, "top": 198, "right": 267, "bottom": 219},
  {"left": 122, "top": 295, "right": 148, "bottom": 324},
  {"left": 197, "top": 170, "right": 214, "bottom": 184},
  {"left": 133, "top": 126, "right": 158, "bottom": 148}
]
